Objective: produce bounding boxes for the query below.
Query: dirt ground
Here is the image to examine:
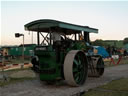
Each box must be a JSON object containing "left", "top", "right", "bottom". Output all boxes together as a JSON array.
[{"left": 0, "top": 64, "right": 128, "bottom": 96}]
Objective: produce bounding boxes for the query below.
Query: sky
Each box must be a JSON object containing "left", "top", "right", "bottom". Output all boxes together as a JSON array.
[{"left": 1, "top": 1, "right": 128, "bottom": 45}]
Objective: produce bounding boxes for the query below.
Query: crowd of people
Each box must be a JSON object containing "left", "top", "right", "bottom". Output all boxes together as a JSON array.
[{"left": 106, "top": 46, "right": 128, "bottom": 57}]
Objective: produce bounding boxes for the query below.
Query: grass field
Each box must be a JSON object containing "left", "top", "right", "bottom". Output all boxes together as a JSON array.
[
  {"left": 83, "top": 78, "right": 128, "bottom": 96},
  {"left": 0, "top": 68, "right": 36, "bottom": 87},
  {"left": 104, "top": 56, "right": 128, "bottom": 67},
  {"left": 0, "top": 77, "right": 35, "bottom": 87}
]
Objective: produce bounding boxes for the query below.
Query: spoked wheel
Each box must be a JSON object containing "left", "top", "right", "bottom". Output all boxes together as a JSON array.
[
  {"left": 96, "top": 57, "right": 104, "bottom": 76},
  {"left": 64, "top": 50, "right": 88, "bottom": 86},
  {"left": 88, "top": 56, "right": 104, "bottom": 77}
]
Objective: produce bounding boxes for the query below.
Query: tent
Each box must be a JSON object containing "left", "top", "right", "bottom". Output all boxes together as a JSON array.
[{"left": 93, "top": 46, "right": 109, "bottom": 58}]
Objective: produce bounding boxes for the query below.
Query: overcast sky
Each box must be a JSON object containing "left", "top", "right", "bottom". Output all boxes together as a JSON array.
[{"left": 1, "top": 1, "right": 128, "bottom": 45}]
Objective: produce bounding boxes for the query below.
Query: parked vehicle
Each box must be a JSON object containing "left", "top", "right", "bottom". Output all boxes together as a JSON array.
[{"left": 25, "top": 19, "right": 104, "bottom": 86}]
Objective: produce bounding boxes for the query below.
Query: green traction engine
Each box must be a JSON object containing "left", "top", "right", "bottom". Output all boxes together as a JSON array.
[{"left": 24, "top": 19, "right": 104, "bottom": 86}]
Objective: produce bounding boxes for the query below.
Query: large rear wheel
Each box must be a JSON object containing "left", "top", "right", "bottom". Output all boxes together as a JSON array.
[{"left": 64, "top": 50, "right": 88, "bottom": 86}]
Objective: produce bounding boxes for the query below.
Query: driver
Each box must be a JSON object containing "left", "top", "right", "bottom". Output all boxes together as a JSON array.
[
  {"left": 51, "top": 32, "right": 61, "bottom": 42},
  {"left": 51, "top": 32, "right": 61, "bottom": 62}
]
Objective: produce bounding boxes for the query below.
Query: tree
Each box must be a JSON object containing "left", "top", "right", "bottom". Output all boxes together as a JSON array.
[
  {"left": 92, "top": 39, "right": 104, "bottom": 46},
  {"left": 123, "top": 38, "right": 128, "bottom": 44}
]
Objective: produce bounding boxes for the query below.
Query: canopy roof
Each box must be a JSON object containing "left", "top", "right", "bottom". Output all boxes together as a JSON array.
[{"left": 24, "top": 19, "right": 98, "bottom": 34}]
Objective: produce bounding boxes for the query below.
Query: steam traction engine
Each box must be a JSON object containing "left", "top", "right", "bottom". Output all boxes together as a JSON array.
[{"left": 24, "top": 19, "right": 104, "bottom": 86}]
